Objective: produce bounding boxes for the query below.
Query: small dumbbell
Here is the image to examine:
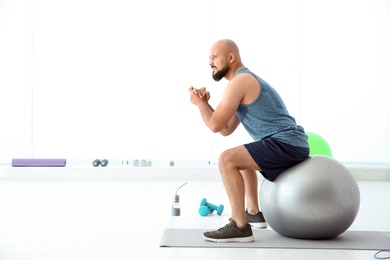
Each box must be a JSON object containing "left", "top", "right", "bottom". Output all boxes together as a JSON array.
[
  {"left": 198, "top": 205, "right": 215, "bottom": 216},
  {"left": 100, "top": 159, "right": 108, "bottom": 167},
  {"left": 200, "top": 198, "right": 224, "bottom": 215},
  {"left": 93, "top": 159, "right": 101, "bottom": 167}
]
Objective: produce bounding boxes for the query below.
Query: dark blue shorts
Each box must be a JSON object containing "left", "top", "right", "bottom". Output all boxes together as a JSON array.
[{"left": 244, "top": 137, "right": 309, "bottom": 181}]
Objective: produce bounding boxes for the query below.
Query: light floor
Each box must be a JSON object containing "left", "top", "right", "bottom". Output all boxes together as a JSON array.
[{"left": 0, "top": 179, "right": 389, "bottom": 259}]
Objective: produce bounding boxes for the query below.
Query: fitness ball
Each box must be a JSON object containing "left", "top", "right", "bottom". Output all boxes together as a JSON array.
[
  {"left": 306, "top": 132, "right": 332, "bottom": 157},
  {"left": 260, "top": 155, "right": 360, "bottom": 239}
]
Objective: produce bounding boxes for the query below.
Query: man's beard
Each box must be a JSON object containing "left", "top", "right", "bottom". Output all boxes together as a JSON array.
[{"left": 212, "top": 65, "right": 229, "bottom": 82}]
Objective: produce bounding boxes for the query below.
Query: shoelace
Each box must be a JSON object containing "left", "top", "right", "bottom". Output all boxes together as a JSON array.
[{"left": 217, "top": 223, "right": 234, "bottom": 232}]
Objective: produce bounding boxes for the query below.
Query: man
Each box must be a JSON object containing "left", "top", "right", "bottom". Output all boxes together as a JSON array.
[{"left": 188, "top": 39, "right": 309, "bottom": 243}]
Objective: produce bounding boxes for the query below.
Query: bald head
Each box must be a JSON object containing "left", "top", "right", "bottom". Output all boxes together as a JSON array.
[{"left": 211, "top": 39, "right": 241, "bottom": 59}]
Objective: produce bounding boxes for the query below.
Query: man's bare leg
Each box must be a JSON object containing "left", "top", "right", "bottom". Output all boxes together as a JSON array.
[
  {"left": 240, "top": 169, "right": 260, "bottom": 215},
  {"left": 218, "top": 145, "right": 261, "bottom": 229}
]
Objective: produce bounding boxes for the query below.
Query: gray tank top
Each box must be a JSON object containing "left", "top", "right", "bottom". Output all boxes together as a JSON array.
[{"left": 235, "top": 68, "right": 308, "bottom": 148}]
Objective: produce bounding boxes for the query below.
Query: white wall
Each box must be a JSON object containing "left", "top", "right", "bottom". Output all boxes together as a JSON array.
[
  {"left": 1, "top": 0, "right": 389, "bottom": 164},
  {"left": 299, "top": 0, "right": 390, "bottom": 163},
  {"left": 0, "top": 0, "right": 32, "bottom": 158}
]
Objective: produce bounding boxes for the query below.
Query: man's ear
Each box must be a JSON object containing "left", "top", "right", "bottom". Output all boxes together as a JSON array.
[{"left": 228, "top": 52, "right": 235, "bottom": 63}]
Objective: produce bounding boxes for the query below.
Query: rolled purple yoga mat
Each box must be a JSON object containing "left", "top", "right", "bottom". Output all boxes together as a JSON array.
[{"left": 12, "top": 158, "right": 66, "bottom": 167}]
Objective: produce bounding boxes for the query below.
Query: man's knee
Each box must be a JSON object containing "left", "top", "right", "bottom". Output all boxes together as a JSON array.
[
  {"left": 218, "top": 146, "right": 260, "bottom": 172},
  {"left": 218, "top": 149, "right": 237, "bottom": 169}
]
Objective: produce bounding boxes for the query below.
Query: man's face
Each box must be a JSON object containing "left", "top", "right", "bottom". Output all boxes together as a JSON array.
[{"left": 209, "top": 53, "right": 229, "bottom": 82}]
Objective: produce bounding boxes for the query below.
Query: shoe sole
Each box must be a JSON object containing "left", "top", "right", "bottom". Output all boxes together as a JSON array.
[
  {"left": 202, "top": 234, "right": 254, "bottom": 243},
  {"left": 249, "top": 222, "right": 267, "bottom": 229}
]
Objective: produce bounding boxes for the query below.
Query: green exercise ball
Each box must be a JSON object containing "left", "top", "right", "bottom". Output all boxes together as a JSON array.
[{"left": 306, "top": 132, "right": 332, "bottom": 157}]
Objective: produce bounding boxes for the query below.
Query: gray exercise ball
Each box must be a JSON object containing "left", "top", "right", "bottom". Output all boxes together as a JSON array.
[{"left": 260, "top": 155, "right": 360, "bottom": 239}]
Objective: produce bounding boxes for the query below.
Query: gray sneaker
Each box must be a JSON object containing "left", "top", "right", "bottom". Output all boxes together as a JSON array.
[
  {"left": 246, "top": 210, "right": 267, "bottom": 229},
  {"left": 202, "top": 220, "right": 254, "bottom": 243},
  {"left": 229, "top": 210, "right": 267, "bottom": 229}
]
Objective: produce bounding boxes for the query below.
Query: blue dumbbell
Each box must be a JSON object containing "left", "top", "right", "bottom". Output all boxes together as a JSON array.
[
  {"left": 198, "top": 205, "right": 214, "bottom": 216},
  {"left": 200, "top": 198, "right": 224, "bottom": 215}
]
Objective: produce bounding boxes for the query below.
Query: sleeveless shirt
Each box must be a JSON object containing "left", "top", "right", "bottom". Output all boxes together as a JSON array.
[{"left": 235, "top": 68, "right": 308, "bottom": 148}]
